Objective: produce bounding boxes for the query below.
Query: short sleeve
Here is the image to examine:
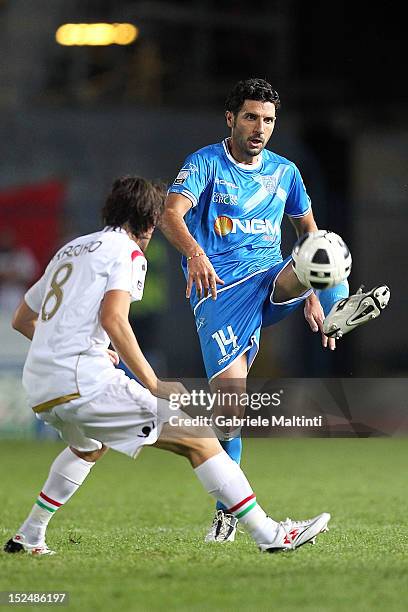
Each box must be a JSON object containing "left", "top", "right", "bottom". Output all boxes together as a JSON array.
[
  {"left": 130, "top": 251, "right": 147, "bottom": 302},
  {"left": 167, "top": 151, "right": 211, "bottom": 207},
  {"left": 284, "top": 165, "right": 312, "bottom": 218},
  {"left": 105, "top": 246, "right": 147, "bottom": 302},
  {"left": 24, "top": 274, "right": 48, "bottom": 313}
]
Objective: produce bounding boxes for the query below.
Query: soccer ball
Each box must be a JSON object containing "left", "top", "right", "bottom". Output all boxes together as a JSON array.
[{"left": 291, "top": 230, "right": 352, "bottom": 290}]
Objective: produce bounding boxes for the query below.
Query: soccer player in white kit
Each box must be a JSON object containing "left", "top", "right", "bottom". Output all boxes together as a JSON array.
[{"left": 4, "top": 176, "right": 330, "bottom": 555}]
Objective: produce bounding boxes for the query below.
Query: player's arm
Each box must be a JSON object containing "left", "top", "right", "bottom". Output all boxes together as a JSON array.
[
  {"left": 289, "top": 209, "right": 322, "bottom": 320},
  {"left": 288, "top": 210, "right": 318, "bottom": 237},
  {"left": 100, "top": 289, "right": 186, "bottom": 399},
  {"left": 289, "top": 212, "right": 335, "bottom": 349},
  {"left": 159, "top": 193, "right": 200, "bottom": 255},
  {"left": 12, "top": 300, "right": 39, "bottom": 340},
  {"left": 159, "top": 193, "right": 224, "bottom": 300}
]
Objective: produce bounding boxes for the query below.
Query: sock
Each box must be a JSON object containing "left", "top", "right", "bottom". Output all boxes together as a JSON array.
[
  {"left": 18, "top": 447, "right": 94, "bottom": 545},
  {"left": 317, "top": 280, "right": 349, "bottom": 317},
  {"left": 216, "top": 437, "right": 242, "bottom": 511},
  {"left": 220, "top": 437, "right": 242, "bottom": 463},
  {"left": 195, "top": 451, "right": 279, "bottom": 546}
]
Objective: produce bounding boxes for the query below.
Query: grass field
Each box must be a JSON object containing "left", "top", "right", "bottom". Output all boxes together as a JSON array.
[{"left": 1, "top": 438, "right": 408, "bottom": 611}]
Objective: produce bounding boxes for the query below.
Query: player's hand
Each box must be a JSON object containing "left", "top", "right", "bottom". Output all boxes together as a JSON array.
[
  {"left": 106, "top": 348, "right": 120, "bottom": 365},
  {"left": 304, "top": 293, "right": 336, "bottom": 350},
  {"left": 186, "top": 254, "right": 224, "bottom": 300},
  {"left": 154, "top": 379, "right": 190, "bottom": 401}
]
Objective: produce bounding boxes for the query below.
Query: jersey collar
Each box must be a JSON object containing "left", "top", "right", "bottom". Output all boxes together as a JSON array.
[
  {"left": 104, "top": 226, "right": 128, "bottom": 234},
  {"left": 104, "top": 226, "right": 144, "bottom": 253},
  {"left": 222, "top": 138, "right": 263, "bottom": 171}
]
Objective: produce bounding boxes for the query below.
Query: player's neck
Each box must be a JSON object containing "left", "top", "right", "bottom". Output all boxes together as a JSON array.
[
  {"left": 121, "top": 224, "right": 144, "bottom": 251},
  {"left": 136, "top": 237, "right": 150, "bottom": 252},
  {"left": 227, "top": 137, "right": 260, "bottom": 165}
]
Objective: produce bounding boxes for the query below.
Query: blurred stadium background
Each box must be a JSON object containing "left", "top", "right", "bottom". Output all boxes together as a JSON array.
[{"left": 0, "top": 0, "right": 406, "bottom": 439}]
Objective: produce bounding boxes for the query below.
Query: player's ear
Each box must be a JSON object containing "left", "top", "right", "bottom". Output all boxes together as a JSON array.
[{"left": 225, "top": 111, "right": 234, "bottom": 128}]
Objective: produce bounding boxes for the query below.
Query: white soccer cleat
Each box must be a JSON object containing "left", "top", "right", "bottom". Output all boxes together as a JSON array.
[
  {"left": 3, "top": 533, "right": 56, "bottom": 556},
  {"left": 259, "top": 512, "right": 331, "bottom": 553},
  {"left": 281, "top": 515, "right": 330, "bottom": 539},
  {"left": 204, "top": 509, "right": 238, "bottom": 542},
  {"left": 323, "top": 285, "right": 390, "bottom": 339}
]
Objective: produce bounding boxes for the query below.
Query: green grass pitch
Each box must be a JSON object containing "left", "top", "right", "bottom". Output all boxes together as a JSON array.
[{"left": 1, "top": 438, "right": 408, "bottom": 611}]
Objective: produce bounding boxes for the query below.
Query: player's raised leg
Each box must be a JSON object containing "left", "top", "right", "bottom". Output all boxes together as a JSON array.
[
  {"left": 291, "top": 230, "right": 390, "bottom": 339},
  {"left": 317, "top": 281, "right": 349, "bottom": 317},
  {"left": 322, "top": 284, "right": 390, "bottom": 339},
  {"left": 263, "top": 257, "right": 332, "bottom": 344}
]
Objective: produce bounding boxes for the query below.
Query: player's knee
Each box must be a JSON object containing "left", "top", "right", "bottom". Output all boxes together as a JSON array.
[
  {"left": 155, "top": 422, "right": 220, "bottom": 461},
  {"left": 273, "top": 263, "right": 306, "bottom": 302},
  {"left": 70, "top": 444, "right": 108, "bottom": 462},
  {"left": 182, "top": 435, "right": 222, "bottom": 463},
  {"left": 164, "top": 432, "right": 220, "bottom": 460},
  {"left": 166, "top": 436, "right": 199, "bottom": 458},
  {"left": 213, "top": 403, "right": 245, "bottom": 420}
]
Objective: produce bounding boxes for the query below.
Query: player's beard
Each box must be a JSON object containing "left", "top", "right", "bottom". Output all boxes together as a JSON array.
[{"left": 236, "top": 133, "right": 265, "bottom": 159}]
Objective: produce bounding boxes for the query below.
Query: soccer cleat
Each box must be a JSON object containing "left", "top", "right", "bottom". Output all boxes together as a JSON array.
[
  {"left": 259, "top": 512, "right": 331, "bottom": 553},
  {"left": 204, "top": 509, "right": 238, "bottom": 542},
  {"left": 3, "top": 533, "right": 56, "bottom": 556},
  {"left": 281, "top": 515, "right": 330, "bottom": 537},
  {"left": 323, "top": 285, "right": 390, "bottom": 339}
]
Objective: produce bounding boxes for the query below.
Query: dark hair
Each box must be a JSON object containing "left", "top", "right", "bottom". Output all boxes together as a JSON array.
[
  {"left": 102, "top": 176, "right": 166, "bottom": 239},
  {"left": 225, "top": 78, "right": 281, "bottom": 115}
]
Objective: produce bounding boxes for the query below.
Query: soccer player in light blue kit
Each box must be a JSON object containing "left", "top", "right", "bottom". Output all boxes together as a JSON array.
[{"left": 161, "top": 78, "right": 389, "bottom": 541}]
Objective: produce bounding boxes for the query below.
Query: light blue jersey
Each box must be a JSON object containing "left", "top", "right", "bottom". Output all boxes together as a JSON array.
[
  {"left": 168, "top": 138, "right": 311, "bottom": 283},
  {"left": 168, "top": 138, "right": 314, "bottom": 380}
]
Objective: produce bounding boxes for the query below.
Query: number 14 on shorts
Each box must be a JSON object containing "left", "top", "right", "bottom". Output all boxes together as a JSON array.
[{"left": 211, "top": 325, "right": 238, "bottom": 356}]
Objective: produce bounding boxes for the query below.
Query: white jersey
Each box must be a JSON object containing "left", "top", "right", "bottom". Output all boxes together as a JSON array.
[{"left": 23, "top": 227, "right": 147, "bottom": 410}]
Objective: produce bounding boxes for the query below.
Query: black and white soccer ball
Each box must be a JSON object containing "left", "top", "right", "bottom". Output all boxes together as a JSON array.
[{"left": 291, "top": 230, "right": 352, "bottom": 290}]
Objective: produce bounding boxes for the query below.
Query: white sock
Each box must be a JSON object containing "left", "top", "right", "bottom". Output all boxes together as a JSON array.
[
  {"left": 18, "top": 447, "right": 94, "bottom": 545},
  {"left": 194, "top": 451, "right": 279, "bottom": 545}
]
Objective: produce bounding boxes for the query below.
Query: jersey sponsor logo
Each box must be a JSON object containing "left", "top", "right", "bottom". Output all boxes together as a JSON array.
[
  {"left": 214, "top": 178, "right": 239, "bottom": 190},
  {"left": 214, "top": 216, "right": 233, "bottom": 236},
  {"left": 214, "top": 216, "right": 280, "bottom": 237},
  {"left": 212, "top": 192, "right": 239, "bottom": 206}
]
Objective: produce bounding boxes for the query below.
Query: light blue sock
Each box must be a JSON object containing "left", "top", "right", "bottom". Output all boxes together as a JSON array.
[
  {"left": 216, "top": 437, "right": 242, "bottom": 511},
  {"left": 317, "top": 280, "right": 349, "bottom": 317}
]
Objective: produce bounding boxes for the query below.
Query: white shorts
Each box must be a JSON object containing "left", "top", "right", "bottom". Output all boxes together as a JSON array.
[{"left": 36, "top": 369, "right": 173, "bottom": 458}]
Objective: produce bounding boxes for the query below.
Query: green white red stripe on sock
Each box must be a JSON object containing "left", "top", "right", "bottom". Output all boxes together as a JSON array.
[
  {"left": 35, "top": 492, "right": 63, "bottom": 513},
  {"left": 228, "top": 493, "right": 257, "bottom": 519}
]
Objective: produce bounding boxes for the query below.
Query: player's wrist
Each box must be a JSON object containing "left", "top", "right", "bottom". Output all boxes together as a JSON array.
[
  {"left": 306, "top": 291, "right": 318, "bottom": 303},
  {"left": 185, "top": 243, "right": 205, "bottom": 257},
  {"left": 186, "top": 251, "right": 206, "bottom": 262},
  {"left": 143, "top": 374, "right": 159, "bottom": 395}
]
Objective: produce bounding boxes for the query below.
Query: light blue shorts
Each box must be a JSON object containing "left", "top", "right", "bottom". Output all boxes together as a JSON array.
[{"left": 191, "top": 256, "right": 312, "bottom": 381}]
